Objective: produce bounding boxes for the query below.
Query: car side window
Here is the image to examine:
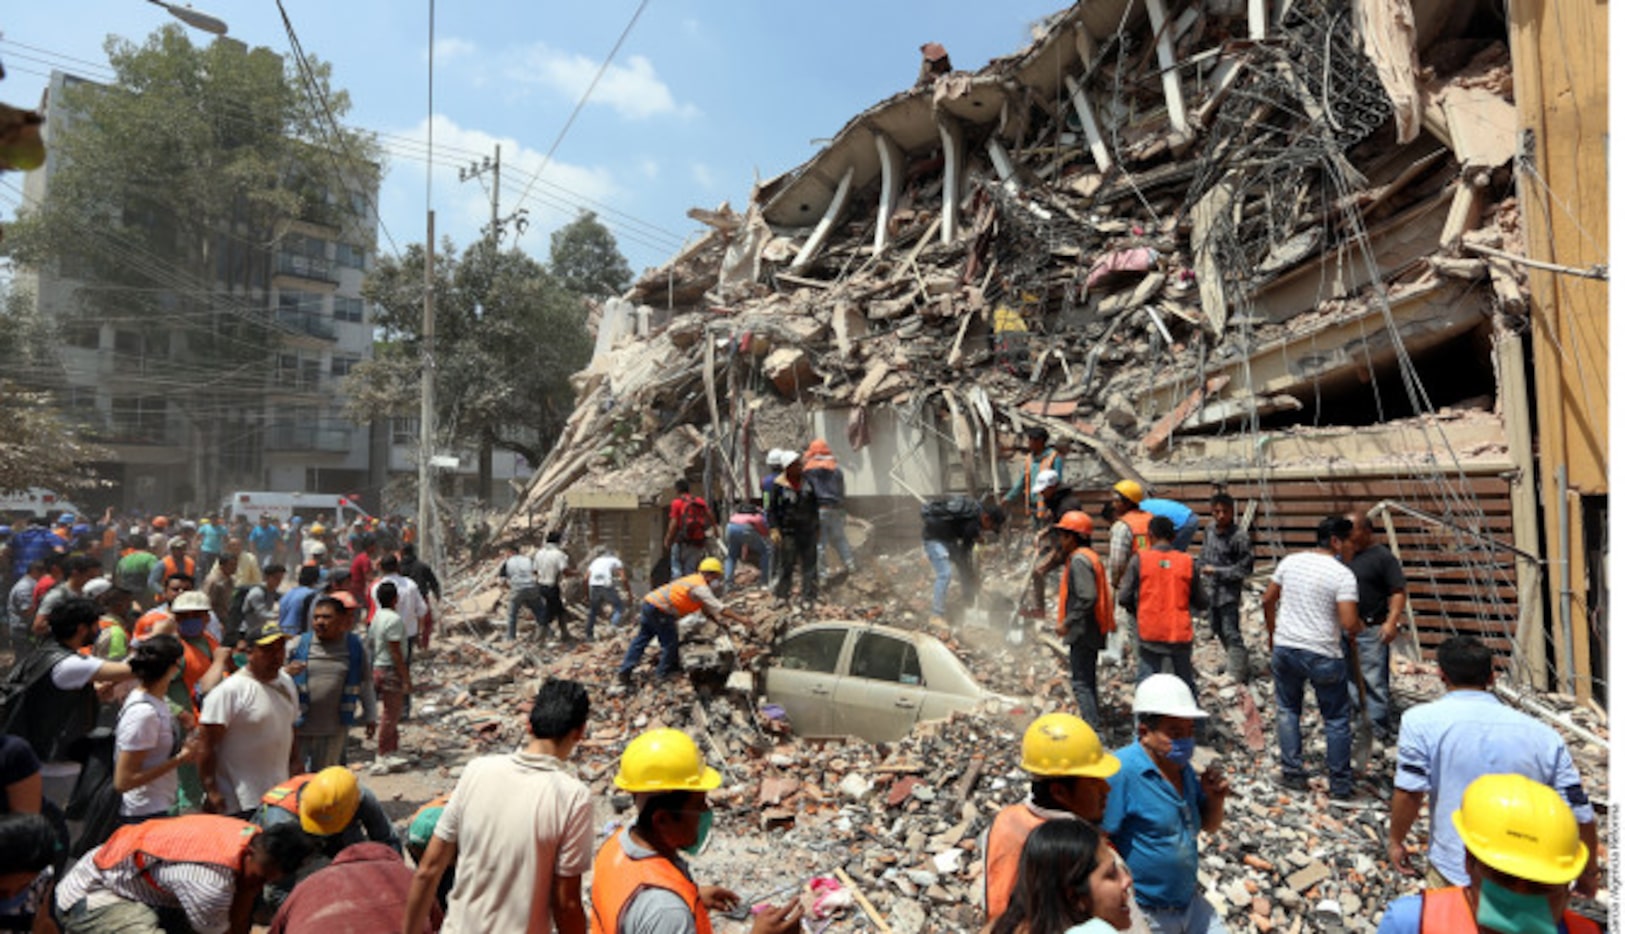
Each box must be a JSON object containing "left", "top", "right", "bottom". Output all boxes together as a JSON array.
[
  {"left": 850, "top": 633, "right": 923, "bottom": 686},
  {"left": 777, "top": 629, "right": 847, "bottom": 674}
]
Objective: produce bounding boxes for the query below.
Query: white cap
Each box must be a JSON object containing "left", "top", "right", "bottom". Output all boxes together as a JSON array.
[
  {"left": 1032, "top": 469, "right": 1060, "bottom": 494},
  {"left": 83, "top": 578, "right": 113, "bottom": 599},
  {"left": 308, "top": 542, "right": 327, "bottom": 555},
  {"left": 1132, "top": 674, "right": 1208, "bottom": 719}
]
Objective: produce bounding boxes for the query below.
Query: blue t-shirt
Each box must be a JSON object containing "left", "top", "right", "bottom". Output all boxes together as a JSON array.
[
  {"left": 249, "top": 525, "right": 281, "bottom": 553},
  {"left": 1140, "top": 499, "right": 1195, "bottom": 528},
  {"left": 1102, "top": 741, "right": 1207, "bottom": 910},
  {"left": 278, "top": 585, "right": 317, "bottom": 636},
  {"left": 199, "top": 524, "right": 226, "bottom": 554}
]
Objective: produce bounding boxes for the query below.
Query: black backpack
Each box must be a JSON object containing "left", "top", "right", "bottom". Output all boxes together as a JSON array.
[
  {"left": 0, "top": 644, "right": 91, "bottom": 761},
  {"left": 921, "top": 496, "right": 982, "bottom": 524}
]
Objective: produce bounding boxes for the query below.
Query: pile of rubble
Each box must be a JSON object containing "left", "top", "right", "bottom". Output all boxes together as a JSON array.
[
  {"left": 500, "top": 0, "right": 1529, "bottom": 539},
  {"left": 376, "top": 542, "right": 1607, "bottom": 934}
]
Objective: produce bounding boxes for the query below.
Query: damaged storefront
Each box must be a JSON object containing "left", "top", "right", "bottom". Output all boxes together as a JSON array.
[{"left": 501, "top": 0, "right": 1606, "bottom": 702}]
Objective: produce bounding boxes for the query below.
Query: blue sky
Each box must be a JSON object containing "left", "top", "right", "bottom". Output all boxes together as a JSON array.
[{"left": 3, "top": 0, "right": 1066, "bottom": 275}]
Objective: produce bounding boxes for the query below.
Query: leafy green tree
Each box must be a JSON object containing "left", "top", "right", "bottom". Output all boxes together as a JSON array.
[
  {"left": 348, "top": 238, "right": 592, "bottom": 502},
  {"left": 3, "top": 27, "right": 376, "bottom": 498},
  {"left": 0, "top": 285, "right": 108, "bottom": 493},
  {"left": 548, "top": 211, "right": 633, "bottom": 299}
]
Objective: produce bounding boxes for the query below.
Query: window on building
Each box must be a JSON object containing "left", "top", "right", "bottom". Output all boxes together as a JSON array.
[
  {"left": 334, "top": 243, "right": 366, "bottom": 270},
  {"left": 390, "top": 417, "right": 419, "bottom": 445},
  {"left": 278, "top": 290, "right": 323, "bottom": 315},
  {"left": 283, "top": 233, "right": 327, "bottom": 260},
  {"left": 65, "top": 323, "right": 101, "bottom": 349},
  {"left": 330, "top": 355, "right": 360, "bottom": 377},
  {"left": 109, "top": 396, "right": 169, "bottom": 443},
  {"left": 333, "top": 296, "right": 365, "bottom": 323},
  {"left": 113, "top": 330, "right": 143, "bottom": 356}
]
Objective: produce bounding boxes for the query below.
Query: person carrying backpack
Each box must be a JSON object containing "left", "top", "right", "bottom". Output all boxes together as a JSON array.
[
  {"left": 921, "top": 496, "right": 1005, "bottom": 629},
  {"left": 663, "top": 479, "right": 714, "bottom": 578}
]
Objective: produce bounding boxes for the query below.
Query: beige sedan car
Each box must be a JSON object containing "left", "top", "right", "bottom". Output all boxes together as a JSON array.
[{"left": 763, "top": 621, "right": 1030, "bottom": 743}]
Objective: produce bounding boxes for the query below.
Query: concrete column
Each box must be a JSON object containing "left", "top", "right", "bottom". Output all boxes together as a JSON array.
[
  {"left": 1064, "top": 74, "right": 1113, "bottom": 173},
  {"left": 873, "top": 131, "right": 904, "bottom": 252},
  {"left": 790, "top": 165, "right": 855, "bottom": 272},
  {"left": 1145, "top": 0, "right": 1190, "bottom": 135}
]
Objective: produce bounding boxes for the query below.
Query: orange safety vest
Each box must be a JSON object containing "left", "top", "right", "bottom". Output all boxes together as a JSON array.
[
  {"left": 1420, "top": 887, "right": 1600, "bottom": 934},
  {"left": 132, "top": 608, "right": 172, "bottom": 641},
  {"left": 983, "top": 803, "right": 1047, "bottom": 920},
  {"left": 1057, "top": 547, "right": 1115, "bottom": 637},
  {"left": 645, "top": 574, "right": 708, "bottom": 617},
  {"left": 93, "top": 815, "right": 258, "bottom": 890},
  {"left": 589, "top": 834, "right": 713, "bottom": 934},
  {"left": 179, "top": 634, "right": 219, "bottom": 707},
  {"left": 260, "top": 773, "right": 317, "bottom": 817},
  {"left": 1137, "top": 548, "right": 1195, "bottom": 644},
  {"left": 1021, "top": 450, "right": 1059, "bottom": 509},
  {"left": 161, "top": 555, "right": 196, "bottom": 580},
  {"left": 1120, "top": 509, "right": 1153, "bottom": 554}
]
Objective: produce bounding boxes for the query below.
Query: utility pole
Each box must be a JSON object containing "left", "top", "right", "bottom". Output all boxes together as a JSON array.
[
  {"left": 460, "top": 144, "right": 529, "bottom": 244},
  {"left": 418, "top": 210, "right": 436, "bottom": 562}
]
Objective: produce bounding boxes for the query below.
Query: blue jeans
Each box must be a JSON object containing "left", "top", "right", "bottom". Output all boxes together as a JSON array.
[
  {"left": 1348, "top": 625, "right": 1392, "bottom": 740},
  {"left": 1272, "top": 645, "right": 1353, "bottom": 795},
  {"left": 620, "top": 603, "right": 680, "bottom": 677},
  {"left": 724, "top": 523, "right": 773, "bottom": 591},
  {"left": 922, "top": 540, "right": 975, "bottom": 616},
  {"left": 1140, "top": 896, "right": 1230, "bottom": 934},
  {"left": 586, "top": 585, "right": 624, "bottom": 638},
  {"left": 507, "top": 585, "right": 546, "bottom": 640},
  {"left": 816, "top": 505, "right": 857, "bottom": 576}
]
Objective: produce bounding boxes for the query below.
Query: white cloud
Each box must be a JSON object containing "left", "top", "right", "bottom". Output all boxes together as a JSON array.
[
  {"left": 505, "top": 46, "right": 697, "bottom": 120},
  {"left": 378, "top": 115, "right": 622, "bottom": 262},
  {"left": 689, "top": 163, "right": 716, "bottom": 189}
]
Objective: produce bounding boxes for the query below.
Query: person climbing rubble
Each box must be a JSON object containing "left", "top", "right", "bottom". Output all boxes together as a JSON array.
[
  {"left": 589, "top": 728, "right": 804, "bottom": 934},
  {"left": 802, "top": 439, "right": 858, "bottom": 581},
  {"left": 766, "top": 453, "right": 820, "bottom": 610},
  {"left": 618, "top": 558, "right": 750, "bottom": 685},
  {"left": 1026, "top": 469, "right": 1086, "bottom": 619},
  {"left": 664, "top": 480, "right": 714, "bottom": 579},
  {"left": 982, "top": 712, "right": 1121, "bottom": 922},
  {"left": 919, "top": 495, "right": 1004, "bottom": 629},
  {"left": 1003, "top": 426, "right": 1063, "bottom": 526}
]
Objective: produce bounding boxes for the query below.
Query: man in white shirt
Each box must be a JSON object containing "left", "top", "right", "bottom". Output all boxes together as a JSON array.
[
  {"left": 498, "top": 544, "right": 545, "bottom": 642},
  {"left": 1261, "top": 516, "right": 1361, "bottom": 800},
  {"left": 403, "top": 678, "right": 593, "bottom": 934},
  {"left": 2, "top": 597, "right": 134, "bottom": 806},
  {"left": 533, "top": 532, "right": 574, "bottom": 643},
  {"left": 584, "top": 547, "right": 632, "bottom": 639},
  {"left": 199, "top": 621, "right": 299, "bottom": 817},
  {"left": 372, "top": 555, "right": 426, "bottom": 646}
]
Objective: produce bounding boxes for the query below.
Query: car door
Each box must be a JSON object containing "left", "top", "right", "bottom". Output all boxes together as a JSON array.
[
  {"left": 830, "top": 630, "right": 928, "bottom": 743},
  {"left": 763, "top": 626, "right": 851, "bottom": 738}
]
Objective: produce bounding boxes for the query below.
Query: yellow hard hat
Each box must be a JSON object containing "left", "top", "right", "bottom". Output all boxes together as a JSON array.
[
  {"left": 1020, "top": 713, "right": 1120, "bottom": 779},
  {"left": 698, "top": 557, "right": 724, "bottom": 575},
  {"left": 1112, "top": 480, "right": 1144, "bottom": 504},
  {"left": 614, "top": 728, "right": 722, "bottom": 793},
  {"left": 1452, "top": 773, "right": 1588, "bottom": 885},
  {"left": 300, "top": 767, "right": 362, "bottom": 836},
  {"left": 310, "top": 523, "right": 326, "bottom": 535}
]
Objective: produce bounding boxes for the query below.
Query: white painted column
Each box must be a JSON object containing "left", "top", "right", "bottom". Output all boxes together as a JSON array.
[
  {"left": 873, "top": 130, "right": 904, "bottom": 252},
  {"left": 790, "top": 165, "right": 855, "bottom": 272},
  {"left": 986, "top": 138, "right": 1019, "bottom": 192},
  {"left": 1145, "top": 0, "right": 1190, "bottom": 135},
  {"left": 1249, "top": 0, "right": 1269, "bottom": 39},
  {"left": 937, "top": 117, "right": 965, "bottom": 244},
  {"left": 1064, "top": 74, "right": 1113, "bottom": 173}
]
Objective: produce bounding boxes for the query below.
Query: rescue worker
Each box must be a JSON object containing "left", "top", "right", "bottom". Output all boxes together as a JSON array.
[
  {"left": 1139, "top": 497, "right": 1199, "bottom": 551},
  {"left": 982, "top": 713, "right": 1121, "bottom": 921},
  {"left": 255, "top": 766, "right": 399, "bottom": 912},
  {"left": 1377, "top": 773, "right": 1598, "bottom": 934},
  {"left": 618, "top": 558, "right": 751, "bottom": 685},
  {"left": 1105, "top": 480, "right": 1153, "bottom": 665},
  {"left": 1025, "top": 469, "right": 1086, "bottom": 618},
  {"left": 802, "top": 439, "right": 858, "bottom": 580},
  {"left": 55, "top": 816, "right": 313, "bottom": 934},
  {"left": 1054, "top": 511, "right": 1114, "bottom": 730},
  {"left": 766, "top": 453, "right": 821, "bottom": 609},
  {"left": 1004, "top": 426, "right": 1063, "bottom": 524},
  {"left": 589, "top": 728, "right": 803, "bottom": 934},
  {"left": 1118, "top": 516, "right": 1207, "bottom": 696}
]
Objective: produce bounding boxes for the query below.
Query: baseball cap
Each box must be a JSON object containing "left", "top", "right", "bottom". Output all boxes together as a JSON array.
[
  {"left": 83, "top": 578, "right": 113, "bottom": 599},
  {"left": 169, "top": 538, "right": 188, "bottom": 550},
  {"left": 172, "top": 591, "right": 211, "bottom": 613},
  {"left": 251, "top": 620, "right": 290, "bottom": 646},
  {"left": 327, "top": 590, "right": 359, "bottom": 611},
  {"left": 1032, "top": 469, "right": 1060, "bottom": 494}
]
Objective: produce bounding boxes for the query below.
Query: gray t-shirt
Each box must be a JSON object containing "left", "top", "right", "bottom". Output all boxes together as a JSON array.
[
  {"left": 613, "top": 827, "right": 699, "bottom": 934},
  {"left": 300, "top": 637, "right": 353, "bottom": 736},
  {"left": 242, "top": 585, "right": 278, "bottom": 631}
]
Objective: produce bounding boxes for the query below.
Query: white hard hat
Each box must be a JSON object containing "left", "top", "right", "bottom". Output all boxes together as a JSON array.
[
  {"left": 83, "top": 578, "right": 113, "bottom": 599},
  {"left": 1032, "top": 469, "right": 1060, "bottom": 494},
  {"left": 766, "top": 449, "right": 788, "bottom": 469},
  {"left": 1132, "top": 674, "right": 1208, "bottom": 719}
]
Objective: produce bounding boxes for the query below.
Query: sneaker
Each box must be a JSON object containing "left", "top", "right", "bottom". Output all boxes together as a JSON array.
[{"left": 1275, "top": 773, "right": 1310, "bottom": 792}]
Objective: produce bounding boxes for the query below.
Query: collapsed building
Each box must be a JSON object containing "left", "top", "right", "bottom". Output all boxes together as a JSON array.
[{"left": 497, "top": 0, "right": 1607, "bottom": 703}]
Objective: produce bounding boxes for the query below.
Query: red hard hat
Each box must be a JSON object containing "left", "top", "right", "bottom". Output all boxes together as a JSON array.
[{"left": 1054, "top": 511, "right": 1093, "bottom": 537}]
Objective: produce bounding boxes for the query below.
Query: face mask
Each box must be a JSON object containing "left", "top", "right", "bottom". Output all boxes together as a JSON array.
[
  {"left": 178, "top": 616, "right": 205, "bottom": 638},
  {"left": 1163, "top": 737, "right": 1196, "bottom": 766},
  {"left": 232, "top": 652, "right": 250, "bottom": 670},
  {"left": 681, "top": 809, "right": 714, "bottom": 857},
  {"left": 1476, "top": 876, "right": 1558, "bottom": 934}
]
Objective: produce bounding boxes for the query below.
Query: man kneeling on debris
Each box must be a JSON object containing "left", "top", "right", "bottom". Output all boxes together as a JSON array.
[
  {"left": 920, "top": 496, "right": 1004, "bottom": 629},
  {"left": 590, "top": 728, "right": 804, "bottom": 934},
  {"left": 254, "top": 765, "right": 400, "bottom": 910},
  {"left": 983, "top": 713, "right": 1121, "bottom": 921},
  {"left": 619, "top": 558, "right": 751, "bottom": 685}
]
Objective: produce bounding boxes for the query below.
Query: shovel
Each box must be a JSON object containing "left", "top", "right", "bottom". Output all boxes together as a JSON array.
[{"left": 1004, "top": 548, "right": 1045, "bottom": 646}]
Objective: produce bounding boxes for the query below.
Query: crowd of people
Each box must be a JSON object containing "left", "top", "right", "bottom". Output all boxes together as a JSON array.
[{"left": 0, "top": 446, "right": 1605, "bottom": 933}]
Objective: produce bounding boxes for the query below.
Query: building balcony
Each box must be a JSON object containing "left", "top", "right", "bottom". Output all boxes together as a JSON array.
[
  {"left": 273, "top": 309, "right": 337, "bottom": 342},
  {"left": 267, "top": 424, "right": 354, "bottom": 453},
  {"left": 275, "top": 253, "right": 339, "bottom": 285}
]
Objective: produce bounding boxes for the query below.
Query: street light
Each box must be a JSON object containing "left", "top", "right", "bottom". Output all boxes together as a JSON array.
[{"left": 146, "top": 0, "right": 230, "bottom": 35}]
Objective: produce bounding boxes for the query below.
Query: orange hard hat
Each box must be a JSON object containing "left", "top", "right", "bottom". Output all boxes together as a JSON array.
[
  {"left": 1054, "top": 511, "right": 1093, "bottom": 537},
  {"left": 151, "top": 516, "right": 169, "bottom": 530}
]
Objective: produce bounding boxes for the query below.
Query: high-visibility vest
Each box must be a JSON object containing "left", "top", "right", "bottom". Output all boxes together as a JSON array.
[
  {"left": 93, "top": 815, "right": 258, "bottom": 888},
  {"left": 983, "top": 803, "right": 1046, "bottom": 920},
  {"left": 645, "top": 574, "right": 707, "bottom": 617},
  {"left": 1120, "top": 510, "right": 1153, "bottom": 554},
  {"left": 132, "top": 608, "right": 171, "bottom": 641},
  {"left": 1021, "top": 450, "right": 1058, "bottom": 508},
  {"left": 162, "top": 555, "right": 196, "bottom": 580},
  {"left": 260, "top": 773, "right": 317, "bottom": 818},
  {"left": 1058, "top": 547, "right": 1114, "bottom": 637},
  {"left": 589, "top": 834, "right": 712, "bottom": 934},
  {"left": 1420, "top": 886, "right": 1600, "bottom": 934},
  {"left": 1137, "top": 549, "right": 1196, "bottom": 644}
]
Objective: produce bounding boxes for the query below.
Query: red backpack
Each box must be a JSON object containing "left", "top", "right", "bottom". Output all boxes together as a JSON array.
[{"left": 678, "top": 496, "right": 710, "bottom": 543}]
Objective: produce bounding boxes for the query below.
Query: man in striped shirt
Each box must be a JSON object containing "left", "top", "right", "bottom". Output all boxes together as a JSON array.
[{"left": 57, "top": 817, "right": 312, "bottom": 934}]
